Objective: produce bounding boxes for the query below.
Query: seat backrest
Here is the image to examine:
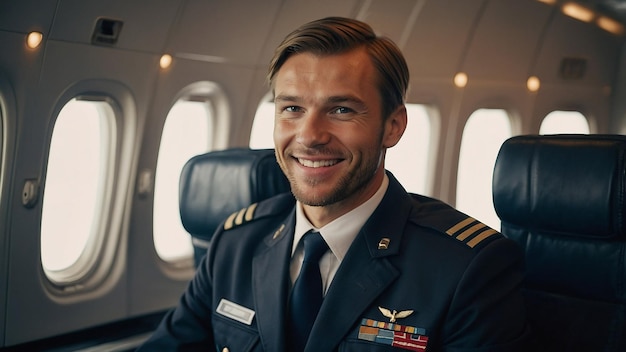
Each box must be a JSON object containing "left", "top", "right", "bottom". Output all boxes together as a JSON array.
[
  {"left": 492, "top": 134, "right": 626, "bottom": 352},
  {"left": 179, "top": 148, "right": 291, "bottom": 265}
]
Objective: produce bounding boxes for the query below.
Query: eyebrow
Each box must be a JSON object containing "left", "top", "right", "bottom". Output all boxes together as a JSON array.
[
  {"left": 326, "top": 96, "right": 368, "bottom": 110},
  {"left": 274, "top": 95, "right": 368, "bottom": 110},
  {"left": 274, "top": 95, "right": 300, "bottom": 103}
]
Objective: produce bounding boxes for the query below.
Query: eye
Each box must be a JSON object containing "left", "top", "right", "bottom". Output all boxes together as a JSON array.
[
  {"left": 283, "top": 106, "right": 302, "bottom": 113},
  {"left": 332, "top": 106, "right": 353, "bottom": 114}
]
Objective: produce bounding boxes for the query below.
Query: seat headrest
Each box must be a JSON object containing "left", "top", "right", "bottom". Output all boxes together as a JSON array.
[
  {"left": 179, "top": 148, "right": 291, "bottom": 241},
  {"left": 493, "top": 134, "right": 626, "bottom": 239}
]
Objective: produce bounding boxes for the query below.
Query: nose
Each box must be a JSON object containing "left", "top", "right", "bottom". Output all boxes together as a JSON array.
[{"left": 296, "top": 112, "right": 331, "bottom": 148}]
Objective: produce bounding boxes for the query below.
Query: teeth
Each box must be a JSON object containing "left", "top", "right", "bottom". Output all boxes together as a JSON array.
[{"left": 298, "top": 158, "right": 338, "bottom": 168}]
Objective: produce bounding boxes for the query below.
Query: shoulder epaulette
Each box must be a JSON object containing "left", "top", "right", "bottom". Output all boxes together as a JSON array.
[
  {"left": 224, "top": 203, "right": 258, "bottom": 230},
  {"left": 411, "top": 196, "right": 501, "bottom": 249},
  {"left": 222, "top": 193, "right": 295, "bottom": 231},
  {"left": 443, "top": 216, "right": 499, "bottom": 248}
]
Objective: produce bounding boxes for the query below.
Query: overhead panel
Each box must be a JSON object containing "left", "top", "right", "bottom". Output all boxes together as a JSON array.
[
  {"left": 256, "top": 0, "right": 361, "bottom": 69},
  {"left": 49, "top": 0, "right": 182, "bottom": 53},
  {"left": 462, "top": 0, "right": 552, "bottom": 82},
  {"left": 0, "top": 0, "right": 58, "bottom": 34},
  {"left": 167, "top": 0, "right": 283, "bottom": 67},
  {"left": 356, "top": 0, "right": 419, "bottom": 45},
  {"left": 403, "top": 0, "right": 485, "bottom": 80},
  {"left": 534, "top": 10, "right": 622, "bottom": 86}
]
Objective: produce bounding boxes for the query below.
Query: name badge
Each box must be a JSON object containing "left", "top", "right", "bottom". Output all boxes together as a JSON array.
[{"left": 216, "top": 298, "right": 255, "bottom": 325}]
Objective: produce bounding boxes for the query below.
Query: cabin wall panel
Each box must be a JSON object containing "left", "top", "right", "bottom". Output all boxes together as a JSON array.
[
  {"left": 0, "top": 32, "right": 46, "bottom": 114},
  {"left": 4, "top": 40, "right": 157, "bottom": 346},
  {"left": 127, "top": 57, "right": 257, "bottom": 316},
  {"left": 0, "top": 83, "right": 10, "bottom": 347},
  {"left": 0, "top": 31, "right": 47, "bottom": 347}
]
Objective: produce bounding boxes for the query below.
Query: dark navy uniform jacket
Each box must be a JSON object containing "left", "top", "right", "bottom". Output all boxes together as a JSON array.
[{"left": 139, "top": 173, "right": 530, "bottom": 351}]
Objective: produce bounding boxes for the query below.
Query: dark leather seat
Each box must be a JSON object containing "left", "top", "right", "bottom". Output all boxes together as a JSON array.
[
  {"left": 492, "top": 134, "right": 626, "bottom": 352},
  {"left": 178, "top": 148, "right": 290, "bottom": 266}
]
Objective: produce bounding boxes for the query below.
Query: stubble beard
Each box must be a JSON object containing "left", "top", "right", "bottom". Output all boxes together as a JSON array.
[{"left": 282, "top": 149, "right": 381, "bottom": 208}]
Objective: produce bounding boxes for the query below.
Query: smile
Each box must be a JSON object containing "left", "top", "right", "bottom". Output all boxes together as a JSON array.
[{"left": 297, "top": 158, "right": 340, "bottom": 168}]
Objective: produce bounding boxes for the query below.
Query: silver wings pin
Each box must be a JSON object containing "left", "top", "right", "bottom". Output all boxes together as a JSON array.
[{"left": 378, "top": 306, "right": 414, "bottom": 323}]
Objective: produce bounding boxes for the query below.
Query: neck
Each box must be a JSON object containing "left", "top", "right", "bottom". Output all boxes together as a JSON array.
[{"left": 302, "top": 169, "right": 385, "bottom": 228}]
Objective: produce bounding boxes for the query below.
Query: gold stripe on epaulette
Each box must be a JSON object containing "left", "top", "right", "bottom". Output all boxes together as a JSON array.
[
  {"left": 234, "top": 208, "right": 246, "bottom": 226},
  {"left": 224, "top": 203, "right": 259, "bottom": 230},
  {"left": 456, "top": 223, "right": 487, "bottom": 241},
  {"left": 245, "top": 203, "right": 258, "bottom": 222},
  {"left": 467, "top": 228, "right": 498, "bottom": 248},
  {"left": 446, "top": 217, "right": 497, "bottom": 248},
  {"left": 446, "top": 217, "right": 476, "bottom": 236},
  {"left": 224, "top": 211, "right": 238, "bottom": 230}
]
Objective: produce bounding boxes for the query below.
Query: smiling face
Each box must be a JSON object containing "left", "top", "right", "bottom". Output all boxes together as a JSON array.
[{"left": 273, "top": 47, "right": 406, "bottom": 226}]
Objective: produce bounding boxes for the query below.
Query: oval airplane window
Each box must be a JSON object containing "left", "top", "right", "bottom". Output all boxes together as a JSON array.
[
  {"left": 249, "top": 99, "right": 274, "bottom": 149},
  {"left": 456, "top": 109, "right": 512, "bottom": 230},
  {"left": 41, "top": 98, "right": 115, "bottom": 278},
  {"left": 385, "top": 104, "right": 434, "bottom": 195},
  {"left": 540, "top": 110, "right": 590, "bottom": 134},
  {"left": 153, "top": 99, "right": 213, "bottom": 262}
]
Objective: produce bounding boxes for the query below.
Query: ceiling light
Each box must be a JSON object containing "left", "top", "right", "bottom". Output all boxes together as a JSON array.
[
  {"left": 527, "top": 76, "right": 541, "bottom": 92},
  {"left": 562, "top": 2, "right": 595, "bottom": 23},
  {"left": 597, "top": 16, "right": 624, "bottom": 35},
  {"left": 160, "top": 54, "right": 172, "bottom": 69},
  {"left": 454, "top": 72, "right": 468, "bottom": 88},
  {"left": 26, "top": 32, "right": 43, "bottom": 49}
]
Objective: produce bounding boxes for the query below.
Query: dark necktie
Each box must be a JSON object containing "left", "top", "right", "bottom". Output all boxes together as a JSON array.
[{"left": 287, "top": 231, "right": 329, "bottom": 351}]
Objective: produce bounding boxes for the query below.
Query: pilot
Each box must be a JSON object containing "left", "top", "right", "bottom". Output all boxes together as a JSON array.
[{"left": 139, "top": 16, "right": 530, "bottom": 351}]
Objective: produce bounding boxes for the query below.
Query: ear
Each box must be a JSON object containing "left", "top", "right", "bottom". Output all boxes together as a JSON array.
[{"left": 382, "top": 105, "right": 407, "bottom": 148}]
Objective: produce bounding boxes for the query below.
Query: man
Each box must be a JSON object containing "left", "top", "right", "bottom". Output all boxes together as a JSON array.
[{"left": 139, "top": 17, "right": 530, "bottom": 351}]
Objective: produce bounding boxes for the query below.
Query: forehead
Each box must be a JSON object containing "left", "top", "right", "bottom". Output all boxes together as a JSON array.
[{"left": 274, "top": 48, "right": 379, "bottom": 97}]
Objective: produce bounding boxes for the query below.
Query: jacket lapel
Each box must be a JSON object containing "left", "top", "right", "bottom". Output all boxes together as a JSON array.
[
  {"left": 307, "top": 235, "right": 400, "bottom": 351},
  {"left": 306, "top": 174, "right": 414, "bottom": 351},
  {"left": 252, "top": 211, "right": 295, "bottom": 352}
]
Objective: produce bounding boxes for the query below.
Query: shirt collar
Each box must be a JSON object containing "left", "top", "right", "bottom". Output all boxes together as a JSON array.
[{"left": 293, "top": 174, "right": 389, "bottom": 261}]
